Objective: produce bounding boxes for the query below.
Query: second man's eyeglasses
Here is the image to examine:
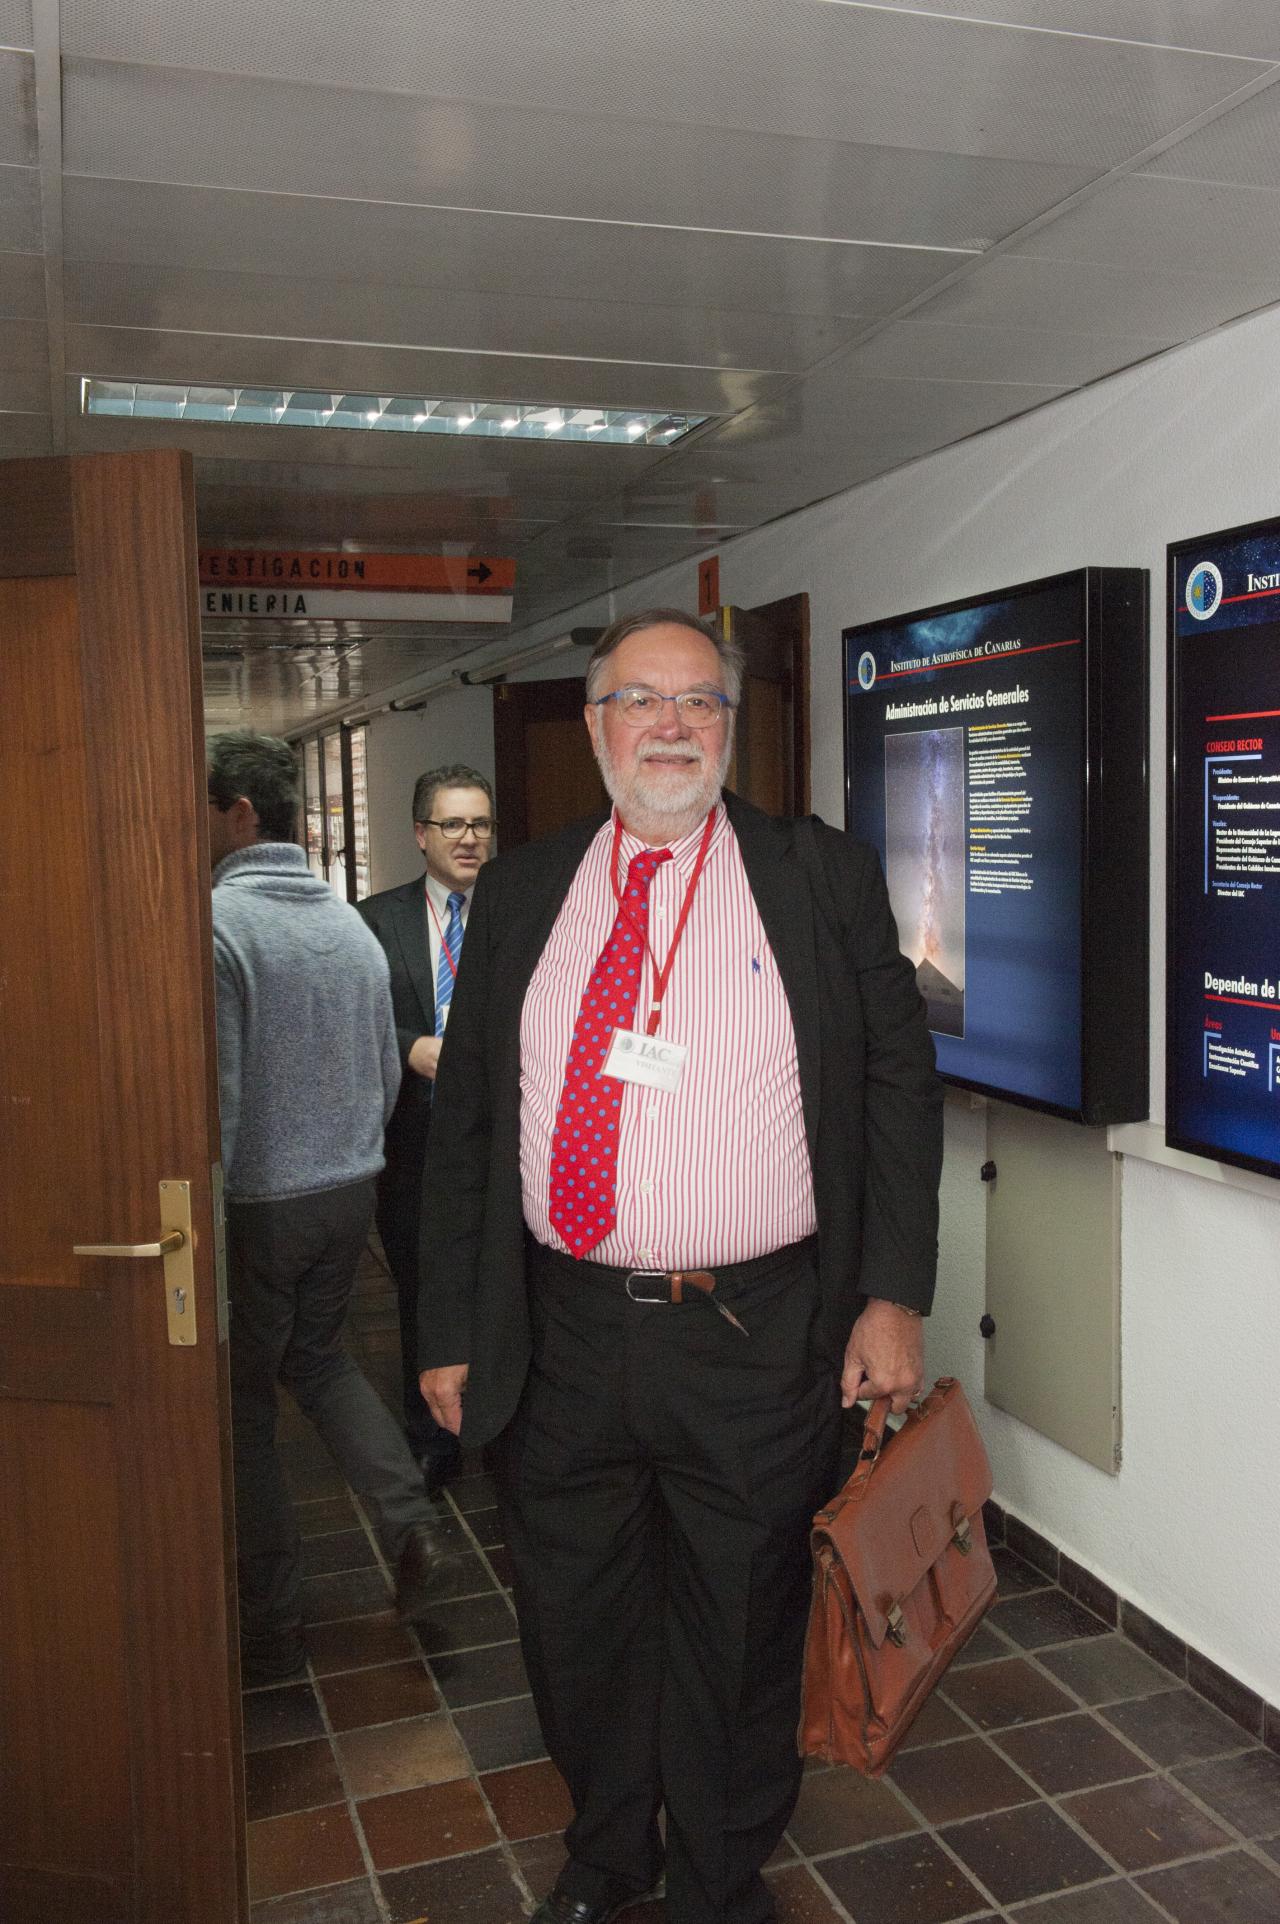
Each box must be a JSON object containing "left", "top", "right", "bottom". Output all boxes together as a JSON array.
[{"left": 418, "top": 817, "right": 497, "bottom": 841}]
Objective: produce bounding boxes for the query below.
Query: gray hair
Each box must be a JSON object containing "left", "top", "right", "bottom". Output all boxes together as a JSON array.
[
  {"left": 584, "top": 608, "right": 744, "bottom": 705},
  {"left": 207, "top": 730, "right": 300, "bottom": 842}
]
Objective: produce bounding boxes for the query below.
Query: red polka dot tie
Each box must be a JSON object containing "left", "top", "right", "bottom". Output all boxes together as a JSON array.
[{"left": 548, "top": 846, "right": 671, "bottom": 1258}]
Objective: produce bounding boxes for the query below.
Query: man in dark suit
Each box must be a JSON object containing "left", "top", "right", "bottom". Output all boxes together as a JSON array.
[
  {"left": 358, "top": 763, "right": 495, "bottom": 1490},
  {"left": 419, "top": 613, "right": 942, "bottom": 1924}
]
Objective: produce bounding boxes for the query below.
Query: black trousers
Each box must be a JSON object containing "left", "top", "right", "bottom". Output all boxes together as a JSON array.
[
  {"left": 496, "top": 1242, "right": 841, "bottom": 1924},
  {"left": 374, "top": 1166, "right": 457, "bottom": 1466}
]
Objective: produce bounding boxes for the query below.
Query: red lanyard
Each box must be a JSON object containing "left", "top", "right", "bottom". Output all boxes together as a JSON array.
[
  {"left": 610, "top": 807, "right": 716, "bottom": 1036},
  {"left": 424, "top": 885, "right": 460, "bottom": 980}
]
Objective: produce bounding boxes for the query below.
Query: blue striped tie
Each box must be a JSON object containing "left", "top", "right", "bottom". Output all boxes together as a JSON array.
[{"left": 434, "top": 890, "right": 466, "bottom": 1036}]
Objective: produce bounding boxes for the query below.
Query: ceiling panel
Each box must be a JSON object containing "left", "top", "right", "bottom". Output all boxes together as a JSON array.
[
  {"left": 1006, "top": 173, "right": 1280, "bottom": 277},
  {"left": 0, "top": 313, "right": 44, "bottom": 369},
  {"left": 0, "top": 362, "right": 46, "bottom": 410},
  {"left": 0, "top": 411, "right": 51, "bottom": 455},
  {"left": 0, "top": 0, "right": 31, "bottom": 49},
  {"left": 845, "top": 317, "right": 1175, "bottom": 388},
  {"left": 195, "top": 481, "right": 554, "bottom": 550},
  {"left": 1142, "top": 83, "right": 1280, "bottom": 189},
  {"left": 59, "top": 0, "right": 1267, "bottom": 166},
  {"left": 868, "top": 0, "right": 1280, "bottom": 61},
  {"left": 0, "top": 249, "right": 44, "bottom": 318},
  {"left": 64, "top": 58, "right": 1092, "bottom": 251},
  {"left": 65, "top": 324, "right": 783, "bottom": 419},
  {"left": 0, "top": 164, "right": 39, "bottom": 252},
  {"left": 63, "top": 261, "right": 852, "bottom": 377},
  {"left": 62, "top": 180, "right": 962, "bottom": 329},
  {"left": 913, "top": 251, "right": 1280, "bottom": 339},
  {"left": 0, "top": 49, "right": 35, "bottom": 165}
]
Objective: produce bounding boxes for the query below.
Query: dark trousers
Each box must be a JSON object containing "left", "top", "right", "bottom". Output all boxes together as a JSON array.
[
  {"left": 374, "top": 1166, "right": 459, "bottom": 1467},
  {"left": 497, "top": 1242, "right": 841, "bottom": 1924},
  {"left": 228, "top": 1178, "right": 438, "bottom": 1656}
]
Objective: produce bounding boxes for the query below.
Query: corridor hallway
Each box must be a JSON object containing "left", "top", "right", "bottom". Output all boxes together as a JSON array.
[{"left": 243, "top": 1249, "right": 1280, "bottom": 1923}]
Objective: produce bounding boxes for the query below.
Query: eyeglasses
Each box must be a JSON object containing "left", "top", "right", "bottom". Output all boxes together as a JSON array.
[
  {"left": 417, "top": 816, "right": 497, "bottom": 841},
  {"left": 590, "top": 686, "right": 735, "bottom": 728}
]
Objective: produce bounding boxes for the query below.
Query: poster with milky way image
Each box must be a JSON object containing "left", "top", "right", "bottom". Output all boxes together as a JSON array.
[{"left": 884, "top": 727, "right": 966, "bottom": 1036}]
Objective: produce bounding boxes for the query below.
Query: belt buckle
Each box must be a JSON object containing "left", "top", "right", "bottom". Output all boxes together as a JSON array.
[{"left": 625, "top": 1269, "right": 670, "bottom": 1304}]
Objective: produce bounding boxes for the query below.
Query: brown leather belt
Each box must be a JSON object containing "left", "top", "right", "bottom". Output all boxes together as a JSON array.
[{"left": 531, "top": 1237, "right": 816, "bottom": 1338}]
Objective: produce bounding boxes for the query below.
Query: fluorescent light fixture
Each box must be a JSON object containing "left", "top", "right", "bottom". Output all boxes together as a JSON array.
[{"left": 81, "top": 379, "right": 711, "bottom": 446}]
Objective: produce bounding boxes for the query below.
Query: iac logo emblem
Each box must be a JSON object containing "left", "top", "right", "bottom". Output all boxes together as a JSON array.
[
  {"left": 1186, "top": 562, "right": 1223, "bottom": 621},
  {"left": 856, "top": 650, "right": 877, "bottom": 691}
]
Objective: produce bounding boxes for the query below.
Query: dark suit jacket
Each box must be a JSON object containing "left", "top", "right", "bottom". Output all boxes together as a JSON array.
[
  {"left": 358, "top": 874, "right": 436, "bottom": 1197},
  {"left": 420, "top": 792, "right": 943, "bottom": 1447}
]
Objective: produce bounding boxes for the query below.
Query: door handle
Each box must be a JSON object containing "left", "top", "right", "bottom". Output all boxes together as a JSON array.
[
  {"left": 73, "top": 1230, "right": 184, "bottom": 1258},
  {"left": 72, "top": 1181, "right": 198, "bottom": 1346}
]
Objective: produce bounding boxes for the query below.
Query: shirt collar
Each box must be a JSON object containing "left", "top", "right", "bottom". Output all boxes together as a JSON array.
[
  {"left": 615, "top": 799, "right": 728, "bottom": 877},
  {"left": 424, "top": 870, "right": 475, "bottom": 918}
]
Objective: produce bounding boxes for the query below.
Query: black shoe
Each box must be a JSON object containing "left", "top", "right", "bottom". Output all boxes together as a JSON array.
[
  {"left": 528, "top": 1874, "right": 639, "bottom": 1924},
  {"left": 393, "top": 1524, "right": 466, "bottom": 1618}
]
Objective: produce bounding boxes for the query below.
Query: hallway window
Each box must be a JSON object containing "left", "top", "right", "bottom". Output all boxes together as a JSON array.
[{"left": 298, "top": 724, "right": 368, "bottom": 902}]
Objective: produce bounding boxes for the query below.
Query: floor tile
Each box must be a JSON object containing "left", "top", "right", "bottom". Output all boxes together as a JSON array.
[
  {"left": 486, "top": 1543, "right": 516, "bottom": 1588},
  {"left": 358, "top": 1776, "right": 496, "bottom": 1869},
  {"left": 409, "top": 1589, "right": 516, "bottom": 1655},
  {"left": 993, "top": 1547, "right": 1055, "bottom": 1598},
  {"left": 301, "top": 1529, "right": 377, "bottom": 1578},
  {"left": 952, "top": 1622, "right": 1013, "bottom": 1668},
  {"left": 1037, "top": 1638, "right": 1173, "bottom": 1707},
  {"left": 454, "top": 1692, "right": 548, "bottom": 1770},
  {"left": 988, "top": 1591, "right": 1111, "bottom": 1651},
  {"left": 481, "top": 1758, "right": 575, "bottom": 1840},
  {"left": 430, "top": 1638, "right": 530, "bottom": 1709},
  {"left": 899, "top": 1694, "right": 972, "bottom": 1749},
  {"left": 1137, "top": 1851, "right": 1280, "bottom": 1922},
  {"left": 818, "top": 1831, "right": 988, "bottom": 1924},
  {"left": 1007, "top": 1880, "right": 1165, "bottom": 1920},
  {"left": 250, "top": 1876, "right": 382, "bottom": 1923},
  {"left": 765, "top": 1863, "right": 853, "bottom": 1921},
  {"left": 449, "top": 1471, "right": 500, "bottom": 1512},
  {"left": 335, "top": 1711, "right": 472, "bottom": 1797},
  {"left": 890, "top": 1735, "right": 1034, "bottom": 1824},
  {"left": 1062, "top": 1774, "right": 1231, "bottom": 1871},
  {"left": 1187, "top": 1648, "right": 1266, "bottom": 1741},
  {"left": 942, "top": 1657, "right": 1078, "bottom": 1731},
  {"left": 786, "top": 1767, "right": 919, "bottom": 1853},
  {"left": 1174, "top": 1748, "right": 1280, "bottom": 1836},
  {"left": 511, "top": 1830, "right": 568, "bottom": 1894},
  {"left": 247, "top": 1804, "right": 364, "bottom": 1901},
  {"left": 992, "top": 1713, "right": 1148, "bottom": 1795},
  {"left": 467, "top": 1504, "right": 505, "bottom": 1548},
  {"left": 1258, "top": 1833, "right": 1280, "bottom": 1865},
  {"left": 243, "top": 1682, "right": 326, "bottom": 1753},
  {"left": 304, "top": 1612, "right": 417, "bottom": 1676},
  {"left": 1101, "top": 1688, "right": 1251, "bottom": 1766},
  {"left": 318, "top": 1659, "right": 439, "bottom": 1732},
  {"left": 295, "top": 1496, "right": 360, "bottom": 1538},
  {"left": 379, "top": 1845, "right": 529, "bottom": 1924},
  {"left": 300, "top": 1567, "right": 393, "bottom": 1625},
  {"left": 942, "top": 1801, "right": 1110, "bottom": 1906},
  {"left": 244, "top": 1737, "right": 344, "bottom": 1821}
]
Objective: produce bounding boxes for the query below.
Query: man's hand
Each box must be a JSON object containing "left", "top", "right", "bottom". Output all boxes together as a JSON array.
[
  {"left": 420, "top": 1364, "right": 469, "bottom": 1434},
  {"left": 408, "top": 1034, "right": 443, "bottom": 1079},
  {"left": 841, "top": 1299, "right": 925, "bottom": 1414}
]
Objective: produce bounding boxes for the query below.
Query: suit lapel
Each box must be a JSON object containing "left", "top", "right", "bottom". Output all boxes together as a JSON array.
[
  {"left": 726, "top": 794, "right": 822, "bottom": 1157},
  {"left": 389, "top": 878, "right": 436, "bottom": 1032}
]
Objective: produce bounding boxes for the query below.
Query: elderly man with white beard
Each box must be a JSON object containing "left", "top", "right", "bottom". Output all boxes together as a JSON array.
[{"left": 417, "top": 610, "right": 942, "bottom": 1924}]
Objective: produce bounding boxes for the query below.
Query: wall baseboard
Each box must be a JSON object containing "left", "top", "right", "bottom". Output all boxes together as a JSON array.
[{"left": 983, "top": 1500, "right": 1280, "bottom": 1756}]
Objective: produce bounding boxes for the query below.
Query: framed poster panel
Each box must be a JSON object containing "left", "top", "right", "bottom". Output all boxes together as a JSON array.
[
  {"left": 1168, "top": 513, "right": 1280, "bottom": 1177},
  {"left": 844, "top": 567, "right": 1148, "bottom": 1124}
]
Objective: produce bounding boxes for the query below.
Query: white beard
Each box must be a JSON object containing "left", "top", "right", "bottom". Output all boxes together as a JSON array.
[{"left": 594, "top": 731, "right": 732, "bottom": 844}]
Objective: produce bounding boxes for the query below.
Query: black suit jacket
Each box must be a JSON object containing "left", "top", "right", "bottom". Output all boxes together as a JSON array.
[
  {"left": 358, "top": 875, "right": 436, "bottom": 1194},
  {"left": 420, "top": 792, "right": 943, "bottom": 1447}
]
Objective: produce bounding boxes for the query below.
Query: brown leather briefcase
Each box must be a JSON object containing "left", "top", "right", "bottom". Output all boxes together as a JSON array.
[{"left": 799, "top": 1377, "right": 996, "bottom": 1775}]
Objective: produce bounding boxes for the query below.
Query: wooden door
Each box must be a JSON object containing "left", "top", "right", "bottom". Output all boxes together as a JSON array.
[
  {"left": 492, "top": 674, "right": 607, "bottom": 847},
  {"left": 719, "top": 594, "right": 811, "bottom": 816},
  {"left": 0, "top": 452, "right": 245, "bottom": 1923}
]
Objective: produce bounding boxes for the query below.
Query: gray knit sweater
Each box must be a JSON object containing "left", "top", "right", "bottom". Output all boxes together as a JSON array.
[{"left": 212, "top": 842, "right": 401, "bottom": 1201}]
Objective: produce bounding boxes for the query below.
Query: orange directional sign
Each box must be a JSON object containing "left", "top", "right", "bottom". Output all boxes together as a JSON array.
[{"left": 198, "top": 551, "right": 515, "bottom": 594}]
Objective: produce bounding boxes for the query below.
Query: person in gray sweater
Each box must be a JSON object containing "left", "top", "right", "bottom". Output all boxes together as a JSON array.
[{"left": 209, "top": 730, "right": 459, "bottom": 1687}]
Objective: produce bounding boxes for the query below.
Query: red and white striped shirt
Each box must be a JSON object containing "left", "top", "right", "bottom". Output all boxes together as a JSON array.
[{"left": 519, "top": 804, "right": 816, "bottom": 1267}]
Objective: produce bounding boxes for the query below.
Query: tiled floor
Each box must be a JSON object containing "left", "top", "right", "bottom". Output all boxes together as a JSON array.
[{"left": 245, "top": 1252, "right": 1280, "bottom": 1922}]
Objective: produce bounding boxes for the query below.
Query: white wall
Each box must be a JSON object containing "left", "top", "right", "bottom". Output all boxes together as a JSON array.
[
  {"left": 364, "top": 684, "right": 494, "bottom": 893},
  {"left": 506, "top": 303, "right": 1280, "bottom": 1705}
]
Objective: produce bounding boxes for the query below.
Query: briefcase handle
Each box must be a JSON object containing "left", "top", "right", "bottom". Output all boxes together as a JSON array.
[{"left": 849, "top": 1377, "right": 958, "bottom": 1493}]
